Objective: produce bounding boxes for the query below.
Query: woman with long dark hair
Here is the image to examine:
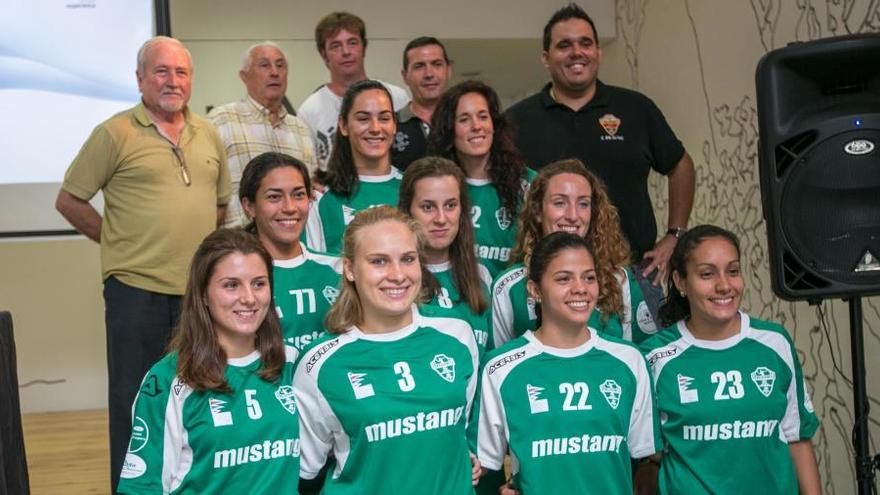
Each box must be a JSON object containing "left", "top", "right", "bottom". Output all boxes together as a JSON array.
[
  {"left": 398, "top": 156, "right": 493, "bottom": 354},
  {"left": 239, "top": 151, "right": 341, "bottom": 350},
  {"left": 118, "top": 229, "right": 300, "bottom": 494},
  {"left": 639, "top": 225, "right": 820, "bottom": 494},
  {"left": 476, "top": 232, "right": 659, "bottom": 494},
  {"left": 492, "top": 159, "right": 657, "bottom": 346},
  {"left": 428, "top": 80, "right": 536, "bottom": 277},
  {"left": 294, "top": 206, "right": 481, "bottom": 494},
  {"left": 306, "top": 80, "right": 402, "bottom": 254}
]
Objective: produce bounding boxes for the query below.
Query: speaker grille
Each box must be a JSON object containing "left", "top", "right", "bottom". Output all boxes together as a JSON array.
[
  {"left": 780, "top": 129, "right": 880, "bottom": 286},
  {"left": 774, "top": 130, "right": 816, "bottom": 178}
]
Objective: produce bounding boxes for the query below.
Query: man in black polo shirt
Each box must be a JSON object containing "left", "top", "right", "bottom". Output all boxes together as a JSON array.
[
  {"left": 507, "top": 3, "right": 695, "bottom": 318},
  {"left": 392, "top": 36, "right": 453, "bottom": 170}
]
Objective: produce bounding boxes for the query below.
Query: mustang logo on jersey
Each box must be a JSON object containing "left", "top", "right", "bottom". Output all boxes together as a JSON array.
[
  {"left": 275, "top": 385, "right": 297, "bottom": 415},
  {"left": 527, "top": 384, "right": 549, "bottom": 414},
  {"left": 210, "top": 398, "right": 233, "bottom": 427},
  {"left": 322, "top": 285, "right": 340, "bottom": 304},
  {"left": 495, "top": 207, "right": 512, "bottom": 230},
  {"left": 678, "top": 374, "right": 699, "bottom": 404},
  {"left": 348, "top": 372, "right": 375, "bottom": 399},
  {"left": 750, "top": 367, "right": 776, "bottom": 397},
  {"left": 364, "top": 406, "right": 465, "bottom": 443},
  {"left": 431, "top": 354, "right": 456, "bottom": 382},
  {"left": 213, "top": 438, "right": 300, "bottom": 468},
  {"left": 599, "top": 379, "right": 622, "bottom": 409}
]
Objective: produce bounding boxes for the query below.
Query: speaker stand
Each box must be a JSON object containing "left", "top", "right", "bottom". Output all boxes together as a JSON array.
[{"left": 847, "top": 297, "right": 877, "bottom": 495}]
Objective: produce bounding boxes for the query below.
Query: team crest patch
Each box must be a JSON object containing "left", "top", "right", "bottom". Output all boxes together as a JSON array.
[
  {"left": 393, "top": 131, "right": 410, "bottom": 152},
  {"left": 274, "top": 385, "right": 297, "bottom": 415},
  {"left": 431, "top": 354, "right": 456, "bottom": 382},
  {"left": 599, "top": 379, "right": 622, "bottom": 409},
  {"left": 342, "top": 205, "right": 357, "bottom": 225},
  {"left": 750, "top": 366, "right": 776, "bottom": 397},
  {"left": 527, "top": 384, "right": 549, "bottom": 414},
  {"left": 495, "top": 207, "right": 512, "bottom": 230},
  {"left": 323, "top": 285, "right": 340, "bottom": 304},
  {"left": 599, "top": 113, "right": 621, "bottom": 136}
]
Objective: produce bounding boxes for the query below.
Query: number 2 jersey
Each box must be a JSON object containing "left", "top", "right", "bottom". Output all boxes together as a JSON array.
[
  {"left": 118, "top": 347, "right": 301, "bottom": 494},
  {"left": 466, "top": 169, "right": 536, "bottom": 278},
  {"left": 305, "top": 169, "right": 402, "bottom": 254},
  {"left": 475, "top": 329, "right": 660, "bottom": 495},
  {"left": 640, "top": 312, "right": 819, "bottom": 495},
  {"left": 491, "top": 263, "right": 657, "bottom": 346},
  {"left": 273, "top": 242, "right": 342, "bottom": 350},
  {"left": 294, "top": 305, "right": 480, "bottom": 494}
]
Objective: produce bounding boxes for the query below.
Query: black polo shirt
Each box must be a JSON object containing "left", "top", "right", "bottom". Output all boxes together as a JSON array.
[
  {"left": 506, "top": 80, "right": 685, "bottom": 258},
  {"left": 391, "top": 105, "right": 430, "bottom": 171}
]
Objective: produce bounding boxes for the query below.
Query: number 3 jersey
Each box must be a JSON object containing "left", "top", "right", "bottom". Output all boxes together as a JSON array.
[
  {"left": 117, "top": 347, "right": 301, "bottom": 494},
  {"left": 294, "top": 306, "right": 480, "bottom": 495},
  {"left": 640, "top": 312, "right": 819, "bottom": 495},
  {"left": 273, "top": 243, "right": 342, "bottom": 350},
  {"left": 475, "top": 329, "right": 660, "bottom": 495}
]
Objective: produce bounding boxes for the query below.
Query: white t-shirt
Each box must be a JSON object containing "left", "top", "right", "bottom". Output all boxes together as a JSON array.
[{"left": 298, "top": 81, "right": 410, "bottom": 169}]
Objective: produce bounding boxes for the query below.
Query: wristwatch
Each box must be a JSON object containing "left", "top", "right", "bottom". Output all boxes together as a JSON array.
[{"left": 666, "top": 227, "right": 686, "bottom": 240}]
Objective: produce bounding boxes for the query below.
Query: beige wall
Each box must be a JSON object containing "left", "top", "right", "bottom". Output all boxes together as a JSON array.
[{"left": 600, "top": 2, "right": 879, "bottom": 493}]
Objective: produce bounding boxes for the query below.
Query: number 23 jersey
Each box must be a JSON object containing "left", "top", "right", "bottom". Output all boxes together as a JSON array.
[
  {"left": 641, "top": 312, "right": 819, "bottom": 495},
  {"left": 294, "top": 306, "right": 480, "bottom": 494}
]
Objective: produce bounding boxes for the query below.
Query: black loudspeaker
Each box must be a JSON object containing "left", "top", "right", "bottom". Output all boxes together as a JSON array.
[{"left": 756, "top": 34, "right": 880, "bottom": 302}]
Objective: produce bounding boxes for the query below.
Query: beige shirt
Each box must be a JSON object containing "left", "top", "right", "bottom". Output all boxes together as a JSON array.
[{"left": 62, "top": 103, "right": 231, "bottom": 294}]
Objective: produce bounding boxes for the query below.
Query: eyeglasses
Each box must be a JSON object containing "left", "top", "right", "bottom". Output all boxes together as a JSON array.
[{"left": 171, "top": 147, "right": 191, "bottom": 186}]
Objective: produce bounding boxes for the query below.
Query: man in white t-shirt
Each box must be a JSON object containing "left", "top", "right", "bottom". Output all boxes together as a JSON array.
[{"left": 298, "top": 11, "right": 410, "bottom": 168}]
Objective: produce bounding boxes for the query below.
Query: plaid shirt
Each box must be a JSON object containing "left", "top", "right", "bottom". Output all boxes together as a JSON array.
[{"left": 209, "top": 96, "right": 317, "bottom": 228}]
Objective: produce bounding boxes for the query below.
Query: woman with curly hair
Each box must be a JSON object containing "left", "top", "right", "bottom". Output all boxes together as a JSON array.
[
  {"left": 491, "top": 159, "right": 658, "bottom": 346},
  {"left": 428, "top": 80, "right": 536, "bottom": 277}
]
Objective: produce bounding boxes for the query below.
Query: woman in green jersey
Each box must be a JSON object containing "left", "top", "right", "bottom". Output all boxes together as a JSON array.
[
  {"left": 294, "top": 205, "right": 481, "bottom": 495},
  {"left": 239, "top": 152, "right": 342, "bottom": 350},
  {"left": 639, "top": 225, "right": 820, "bottom": 494},
  {"left": 305, "top": 80, "right": 403, "bottom": 254},
  {"left": 398, "top": 156, "right": 493, "bottom": 354},
  {"left": 118, "top": 229, "right": 300, "bottom": 494},
  {"left": 492, "top": 159, "right": 657, "bottom": 347},
  {"left": 427, "top": 80, "right": 535, "bottom": 277},
  {"left": 476, "top": 232, "right": 660, "bottom": 495}
]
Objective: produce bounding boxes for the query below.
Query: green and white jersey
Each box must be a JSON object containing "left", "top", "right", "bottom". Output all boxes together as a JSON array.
[
  {"left": 305, "top": 168, "right": 403, "bottom": 254},
  {"left": 640, "top": 312, "right": 820, "bottom": 495},
  {"left": 419, "top": 261, "right": 494, "bottom": 356},
  {"left": 273, "top": 243, "right": 342, "bottom": 350},
  {"left": 118, "top": 347, "right": 301, "bottom": 494},
  {"left": 294, "top": 305, "right": 480, "bottom": 495},
  {"left": 466, "top": 169, "right": 536, "bottom": 278},
  {"left": 491, "top": 264, "right": 654, "bottom": 346},
  {"left": 476, "top": 329, "right": 660, "bottom": 495}
]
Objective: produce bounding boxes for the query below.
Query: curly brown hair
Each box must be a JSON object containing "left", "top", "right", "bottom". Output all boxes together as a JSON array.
[{"left": 512, "top": 159, "right": 630, "bottom": 321}]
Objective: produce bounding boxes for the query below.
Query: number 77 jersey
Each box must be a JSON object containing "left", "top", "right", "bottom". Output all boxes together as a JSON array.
[{"left": 475, "top": 329, "right": 660, "bottom": 495}]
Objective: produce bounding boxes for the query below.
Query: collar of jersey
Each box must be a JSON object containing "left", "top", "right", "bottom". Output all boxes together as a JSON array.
[
  {"left": 273, "top": 242, "right": 311, "bottom": 268},
  {"left": 465, "top": 177, "right": 492, "bottom": 187},
  {"left": 425, "top": 261, "right": 452, "bottom": 273},
  {"left": 348, "top": 304, "right": 420, "bottom": 342},
  {"left": 227, "top": 349, "right": 261, "bottom": 367},
  {"left": 524, "top": 327, "right": 597, "bottom": 357},
  {"left": 358, "top": 167, "right": 402, "bottom": 183},
  {"left": 676, "top": 311, "right": 750, "bottom": 350}
]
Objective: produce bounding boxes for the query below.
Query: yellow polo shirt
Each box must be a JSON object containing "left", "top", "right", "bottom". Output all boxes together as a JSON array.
[{"left": 62, "top": 103, "right": 231, "bottom": 295}]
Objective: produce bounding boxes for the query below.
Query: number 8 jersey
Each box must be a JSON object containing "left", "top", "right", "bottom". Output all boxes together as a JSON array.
[
  {"left": 640, "top": 312, "right": 819, "bottom": 494},
  {"left": 475, "top": 329, "right": 660, "bottom": 495},
  {"left": 294, "top": 305, "right": 480, "bottom": 494}
]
